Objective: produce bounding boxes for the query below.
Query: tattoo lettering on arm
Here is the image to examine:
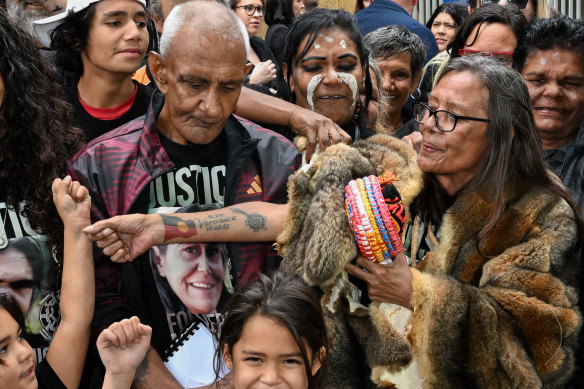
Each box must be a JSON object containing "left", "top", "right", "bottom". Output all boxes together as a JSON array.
[
  {"left": 230, "top": 208, "right": 267, "bottom": 232},
  {"left": 162, "top": 214, "right": 198, "bottom": 242}
]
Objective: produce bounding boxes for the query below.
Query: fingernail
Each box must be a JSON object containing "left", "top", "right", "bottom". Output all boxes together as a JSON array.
[{"left": 64, "top": 175, "right": 71, "bottom": 182}]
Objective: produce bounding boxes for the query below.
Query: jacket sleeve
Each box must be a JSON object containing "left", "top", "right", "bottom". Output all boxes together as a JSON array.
[
  {"left": 67, "top": 155, "right": 134, "bottom": 334},
  {"left": 409, "top": 196, "right": 581, "bottom": 388}
]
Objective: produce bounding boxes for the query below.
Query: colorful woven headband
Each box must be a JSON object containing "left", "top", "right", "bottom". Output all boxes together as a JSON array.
[{"left": 345, "top": 173, "right": 406, "bottom": 262}]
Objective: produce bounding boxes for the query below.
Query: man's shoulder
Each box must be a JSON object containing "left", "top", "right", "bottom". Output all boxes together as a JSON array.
[{"left": 231, "top": 115, "right": 297, "bottom": 149}]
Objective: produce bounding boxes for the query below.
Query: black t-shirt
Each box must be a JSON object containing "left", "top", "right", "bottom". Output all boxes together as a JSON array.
[
  {"left": 64, "top": 80, "right": 154, "bottom": 142},
  {"left": 127, "top": 129, "right": 230, "bottom": 387},
  {"left": 0, "top": 192, "right": 59, "bottom": 367},
  {"left": 36, "top": 359, "right": 67, "bottom": 389}
]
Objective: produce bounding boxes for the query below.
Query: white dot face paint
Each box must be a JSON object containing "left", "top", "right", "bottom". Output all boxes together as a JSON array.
[
  {"left": 306, "top": 74, "right": 323, "bottom": 111},
  {"left": 319, "top": 33, "right": 334, "bottom": 43},
  {"left": 340, "top": 40, "right": 347, "bottom": 48},
  {"left": 314, "top": 43, "right": 321, "bottom": 49}
]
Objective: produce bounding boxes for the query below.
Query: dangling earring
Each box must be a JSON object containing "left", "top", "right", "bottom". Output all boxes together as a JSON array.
[
  {"left": 352, "top": 99, "right": 362, "bottom": 121},
  {"left": 410, "top": 88, "right": 422, "bottom": 100}
]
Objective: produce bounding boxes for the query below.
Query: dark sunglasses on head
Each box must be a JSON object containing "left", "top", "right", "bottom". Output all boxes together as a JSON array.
[{"left": 480, "top": 0, "right": 528, "bottom": 9}]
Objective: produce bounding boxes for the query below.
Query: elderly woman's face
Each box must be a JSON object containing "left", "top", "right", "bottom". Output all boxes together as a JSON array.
[
  {"left": 376, "top": 52, "right": 418, "bottom": 125},
  {"left": 288, "top": 28, "right": 365, "bottom": 127},
  {"left": 417, "top": 70, "right": 489, "bottom": 195},
  {"left": 521, "top": 49, "right": 584, "bottom": 149}
]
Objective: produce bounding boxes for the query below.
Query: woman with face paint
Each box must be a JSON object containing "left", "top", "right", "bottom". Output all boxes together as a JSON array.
[{"left": 283, "top": 8, "right": 374, "bottom": 142}]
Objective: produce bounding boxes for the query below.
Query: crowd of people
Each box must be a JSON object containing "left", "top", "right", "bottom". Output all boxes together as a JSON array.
[{"left": 0, "top": 0, "right": 583, "bottom": 387}]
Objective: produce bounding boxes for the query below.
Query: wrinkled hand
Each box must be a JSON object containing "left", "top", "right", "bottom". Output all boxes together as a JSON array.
[
  {"left": 83, "top": 214, "right": 163, "bottom": 263},
  {"left": 97, "top": 317, "right": 152, "bottom": 377},
  {"left": 344, "top": 252, "right": 413, "bottom": 311},
  {"left": 52, "top": 176, "right": 91, "bottom": 229},
  {"left": 249, "top": 60, "right": 277, "bottom": 85},
  {"left": 401, "top": 131, "right": 422, "bottom": 153},
  {"left": 288, "top": 108, "right": 352, "bottom": 161}
]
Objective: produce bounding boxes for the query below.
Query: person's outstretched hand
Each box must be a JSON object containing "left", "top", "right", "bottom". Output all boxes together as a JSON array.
[
  {"left": 97, "top": 317, "right": 152, "bottom": 378},
  {"left": 83, "top": 214, "right": 163, "bottom": 263},
  {"left": 344, "top": 252, "right": 413, "bottom": 311},
  {"left": 288, "top": 108, "right": 352, "bottom": 161},
  {"left": 52, "top": 176, "right": 91, "bottom": 229}
]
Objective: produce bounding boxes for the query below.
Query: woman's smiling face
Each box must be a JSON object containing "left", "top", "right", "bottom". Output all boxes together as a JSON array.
[{"left": 287, "top": 28, "right": 365, "bottom": 127}]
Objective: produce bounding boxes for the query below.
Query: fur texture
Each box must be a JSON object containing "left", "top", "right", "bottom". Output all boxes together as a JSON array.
[{"left": 277, "top": 134, "right": 580, "bottom": 388}]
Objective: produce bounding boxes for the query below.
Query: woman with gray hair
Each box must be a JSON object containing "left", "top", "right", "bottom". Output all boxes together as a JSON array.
[
  {"left": 346, "top": 55, "right": 582, "bottom": 386},
  {"left": 363, "top": 25, "right": 426, "bottom": 137}
]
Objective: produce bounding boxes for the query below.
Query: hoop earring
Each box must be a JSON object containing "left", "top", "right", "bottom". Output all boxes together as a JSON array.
[
  {"left": 352, "top": 99, "right": 362, "bottom": 121},
  {"left": 410, "top": 88, "right": 422, "bottom": 100}
]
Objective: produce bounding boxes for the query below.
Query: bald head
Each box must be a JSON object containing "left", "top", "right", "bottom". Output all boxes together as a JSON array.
[{"left": 160, "top": 1, "right": 247, "bottom": 59}]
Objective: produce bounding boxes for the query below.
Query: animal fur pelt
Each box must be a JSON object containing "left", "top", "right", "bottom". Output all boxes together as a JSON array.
[
  {"left": 276, "top": 134, "right": 423, "bottom": 388},
  {"left": 276, "top": 134, "right": 581, "bottom": 388}
]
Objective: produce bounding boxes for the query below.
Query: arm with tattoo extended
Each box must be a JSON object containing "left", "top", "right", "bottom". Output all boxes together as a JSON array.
[{"left": 84, "top": 202, "right": 287, "bottom": 262}]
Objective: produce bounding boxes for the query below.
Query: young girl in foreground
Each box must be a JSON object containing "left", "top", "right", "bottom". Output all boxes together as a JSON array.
[
  {"left": 217, "top": 272, "right": 327, "bottom": 389},
  {"left": 0, "top": 177, "right": 151, "bottom": 389}
]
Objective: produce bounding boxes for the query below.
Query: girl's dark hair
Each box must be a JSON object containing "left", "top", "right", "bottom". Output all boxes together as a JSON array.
[
  {"left": 446, "top": 4, "right": 527, "bottom": 65},
  {"left": 425, "top": 3, "right": 469, "bottom": 31},
  {"left": 217, "top": 272, "right": 327, "bottom": 389},
  {"left": 283, "top": 8, "right": 372, "bottom": 121},
  {"left": 0, "top": 10, "right": 84, "bottom": 261},
  {"left": 514, "top": 15, "right": 584, "bottom": 72},
  {"left": 412, "top": 55, "right": 583, "bottom": 250},
  {"left": 0, "top": 294, "right": 25, "bottom": 333},
  {"left": 50, "top": 5, "right": 97, "bottom": 76},
  {"left": 264, "top": 0, "right": 295, "bottom": 26}
]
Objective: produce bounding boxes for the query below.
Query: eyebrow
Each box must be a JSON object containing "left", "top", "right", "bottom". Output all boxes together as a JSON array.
[
  {"left": 427, "top": 94, "right": 472, "bottom": 111},
  {"left": 102, "top": 10, "right": 147, "bottom": 18},
  {"left": 242, "top": 350, "right": 303, "bottom": 357},
  {"left": 178, "top": 75, "right": 242, "bottom": 85},
  {"left": 0, "top": 336, "right": 9, "bottom": 345},
  {"left": 337, "top": 54, "right": 358, "bottom": 60},
  {"left": 300, "top": 56, "right": 326, "bottom": 63}
]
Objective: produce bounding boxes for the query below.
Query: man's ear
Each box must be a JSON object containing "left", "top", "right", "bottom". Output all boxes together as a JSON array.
[
  {"left": 152, "top": 246, "right": 167, "bottom": 277},
  {"left": 223, "top": 344, "right": 233, "bottom": 370},
  {"left": 282, "top": 63, "right": 294, "bottom": 94},
  {"left": 149, "top": 52, "right": 169, "bottom": 94}
]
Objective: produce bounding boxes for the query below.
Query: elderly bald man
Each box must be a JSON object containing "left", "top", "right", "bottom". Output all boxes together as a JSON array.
[{"left": 68, "top": 2, "right": 300, "bottom": 387}]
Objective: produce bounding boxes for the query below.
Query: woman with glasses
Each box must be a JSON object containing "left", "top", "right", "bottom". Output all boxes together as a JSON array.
[
  {"left": 232, "top": 0, "right": 288, "bottom": 99},
  {"left": 89, "top": 55, "right": 583, "bottom": 387},
  {"left": 419, "top": 4, "right": 527, "bottom": 100},
  {"left": 347, "top": 54, "right": 582, "bottom": 386}
]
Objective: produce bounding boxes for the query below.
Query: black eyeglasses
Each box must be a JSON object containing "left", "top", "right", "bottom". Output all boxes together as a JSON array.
[
  {"left": 235, "top": 5, "right": 264, "bottom": 15},
  {"left": 480, "top": 0, "right": 528, "bottom": 9},
  {"left": 413, "top": 102, "right": 490, "bottom": 132}
]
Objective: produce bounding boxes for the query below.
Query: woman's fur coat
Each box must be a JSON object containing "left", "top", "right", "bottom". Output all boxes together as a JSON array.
[{"left": 276, "top": 134, "right": 581, "bottom": 388}]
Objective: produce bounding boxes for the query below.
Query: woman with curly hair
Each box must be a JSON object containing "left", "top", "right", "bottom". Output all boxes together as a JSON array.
[
  {"left": 34, "top": 0, "right": 153, "bottom": 142},
  {"left": 0, "top": 7, "right": 83, "bottom": 368}
]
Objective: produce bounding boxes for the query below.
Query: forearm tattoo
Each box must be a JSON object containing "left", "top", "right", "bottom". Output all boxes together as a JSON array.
[
  {"left": 162, "top": 214, "right": 198, "bottom": 242},
  {"left": 231, "top": 208, "right": 267, "bottom": 232}
]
